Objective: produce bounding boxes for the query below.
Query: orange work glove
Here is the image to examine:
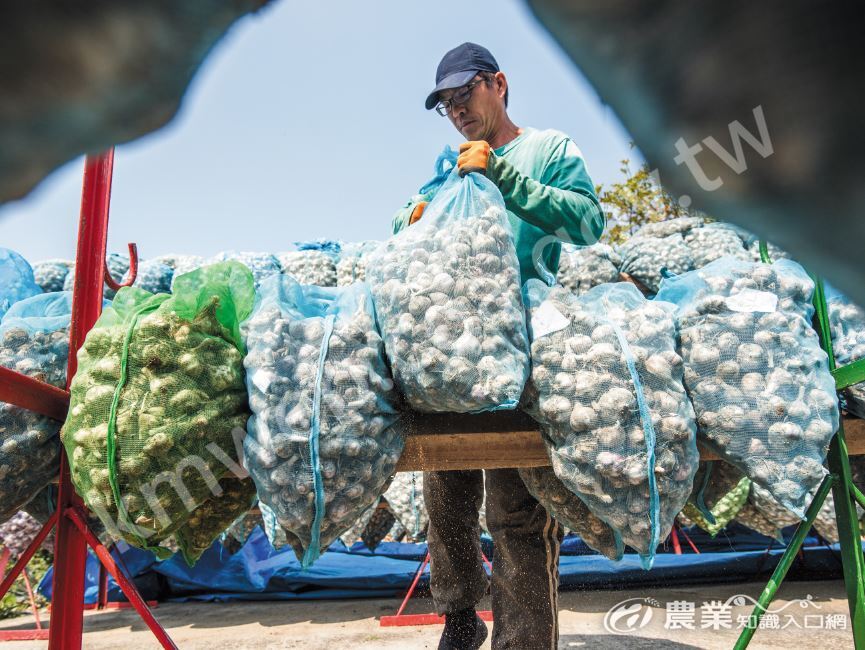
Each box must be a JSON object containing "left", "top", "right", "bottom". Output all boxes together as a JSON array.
[
  {"left": 457, "top": 141, "right": 491, "bottom": 177},
  {"left": 409, "top": 201, "right": 427, "bottom": 225}
]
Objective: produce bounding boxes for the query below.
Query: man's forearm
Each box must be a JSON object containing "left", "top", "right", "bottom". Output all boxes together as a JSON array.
[{"left": 488, "top": 155, "right": 605, "bottom": 246}]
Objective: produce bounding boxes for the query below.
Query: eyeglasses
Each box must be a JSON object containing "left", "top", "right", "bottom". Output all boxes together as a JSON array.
[{"left": 435, "top": 79, "right": 485, "bottom": 117}]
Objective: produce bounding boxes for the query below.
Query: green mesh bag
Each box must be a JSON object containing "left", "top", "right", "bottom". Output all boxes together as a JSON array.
[
  {"left": 681, "top": 461, "right": 750, "bottom": 537},
  {"left": 62, "top": 262, "right": 256, "bottom": 563}
]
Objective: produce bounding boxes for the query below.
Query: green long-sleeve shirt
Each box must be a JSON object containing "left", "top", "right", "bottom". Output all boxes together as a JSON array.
[{"left": 392, "top": 127, "right": 605, "bottom": 284}]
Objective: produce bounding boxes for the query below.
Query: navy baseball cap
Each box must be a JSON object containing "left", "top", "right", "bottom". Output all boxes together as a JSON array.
[{"left": 424, "top": 42, "right": 500, "bottom": 110}]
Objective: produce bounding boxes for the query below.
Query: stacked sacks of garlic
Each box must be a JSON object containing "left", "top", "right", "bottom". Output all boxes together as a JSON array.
[
  {"left": 210, "top": 251, "right": 281, "bottom": 288},
  {"left": 634, "top": 216, "right": 706, "bottom": 238},
  {"left": 33, "top": 259, "right": 73, "bottom": 293},
  {"left": 241, "top": 274, "right": 403, "bottom": 566},
  {"left": 62, "top": 262, "right": 257, "bottom": 564},
  {"left": 521, "top": 280, "right": 698, "bottom": 568},
  {"left": 367, "top": 160, "right": 529, "bottom": 413},
  {"left": 0, "top": 247, "right": 41, "bottom": 318},
  {"left": 618, "top": 233, "right": 694, "bottom": 294},
  {"left": 684, "top": 224, "right": 751, "bottom": 269},
  {"left": 656, "top": 257, "right": 839, "bottom": 519},
  {"left": 0, "top": 292, "right": 75, "bottom": 524},
  {"left": 518, "top": 466, "right": 622, "bottom": 560},
  {"left": 278, "top": 242, "right": 339, "bottom": 287},
  {"left": 556, "top": 243, "right": 622, "bottom": 295},
  {"left": 826, "top": 285, "right": 865, "bottom": 418},
  {"left": 133, "top": 260, "right": 174, "bottom": 294},
  {"left": 336, "top": 240, "right": 380, "bottom": 286}
]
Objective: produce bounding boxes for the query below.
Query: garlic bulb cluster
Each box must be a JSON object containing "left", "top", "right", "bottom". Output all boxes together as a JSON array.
[
  {"left": 242, "top": 275, "right": 403, "bottom": 564},
  {"left": 368, "top": 200, "right": 529, "bottom": 413},
  {"left": 381, "top": 471, "right": 427, "bottom": 542},
  {"left": 0, "top": 512, "right": 48, "bottom": 558},
  {"left": 171, "top": 254, "right": 206, "bottom": 277},
  {"left": 826, "top": 288, "right": 865, "bottom": 418},
  {"left": 749, "top": 240, "right": 790, "bottom": 263},
  {"left": 618, "top": 233, "right": 694, "bottom": 293},
  {"left": 522, "top": 280, "right": 698, "bottom": 565},
  {"left": 33, "top": 259, "right": 73, "bottom": 293},
  {"left": 556, "top": 243, "right": 622, "bottom": 295},
  {"left": 656, "top": 257, "right": 839, "bottom": 518},
  {"left": 0, "top": 248, "right": 41, "bottom": 319},
  {"left": 0, "top": 296, "right": 69, "bottom": 524},
  {"left": 684, "top": 225, "right": 750, "bottom": 269},
  {"left": 519, "top": 466, "right": 621, "bottom": 560},
  {"left": 278, "top": 251, "right": 337, "bottom": 287},
  {"left": 336, "top": 241, "right": 380, "bottom": 287}
]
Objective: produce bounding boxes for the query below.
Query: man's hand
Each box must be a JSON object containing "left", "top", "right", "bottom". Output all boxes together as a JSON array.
[
  {"left": 409, "top": 201, "right": 427, "bottom": 225},
  {"left": 457, "top": 141, "right": 491, "bottom": 177}
]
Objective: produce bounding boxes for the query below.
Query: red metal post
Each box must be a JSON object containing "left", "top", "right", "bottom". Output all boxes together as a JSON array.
[
  {"left": 65, "top": 509, "right": 177, "bottom": 649},
  {"left": 48, "top": 151, "right": 113, "bottom": 650}
]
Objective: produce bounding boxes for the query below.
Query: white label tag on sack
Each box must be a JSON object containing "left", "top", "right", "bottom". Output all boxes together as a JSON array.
[
  {"left": 726, "top": 289, "right": 778, "bottom": 313},
  {"left": 531, "top": 300, "right": 571, "bottom": 339},
  {"left": 250, "top": 368, "right": 275, "bottom": 393}
]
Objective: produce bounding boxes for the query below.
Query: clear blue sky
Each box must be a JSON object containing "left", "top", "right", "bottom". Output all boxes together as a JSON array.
[{"left": 0, "top": 0, "right": 639, "bottom": 263}]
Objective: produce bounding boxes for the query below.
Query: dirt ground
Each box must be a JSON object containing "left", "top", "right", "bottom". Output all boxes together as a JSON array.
[{"left": 0, "top": 579, "right": 854, "bottom": 649}]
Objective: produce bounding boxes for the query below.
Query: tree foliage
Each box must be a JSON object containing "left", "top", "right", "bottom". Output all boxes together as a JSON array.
[{"left": 597, "top": 159, "right": 690, "bottom": 245}]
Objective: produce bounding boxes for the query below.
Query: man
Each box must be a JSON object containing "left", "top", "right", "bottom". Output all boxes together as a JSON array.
[{"left": 392, "top": 43, "right": 605, "bottom": 650}]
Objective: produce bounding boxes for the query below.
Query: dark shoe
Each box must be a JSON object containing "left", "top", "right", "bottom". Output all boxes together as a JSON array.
[{"left": 438, "top": 609, "right": 488, "bottom": 650}]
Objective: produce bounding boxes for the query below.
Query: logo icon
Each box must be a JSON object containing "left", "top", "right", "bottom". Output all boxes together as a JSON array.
[{"left": 603, "top": 597, "right": 658, "bottom": 634}]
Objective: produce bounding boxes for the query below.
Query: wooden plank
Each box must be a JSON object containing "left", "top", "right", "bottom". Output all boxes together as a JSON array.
[{"left": 395, "top": 412, "right": 865, "bottom": 472}]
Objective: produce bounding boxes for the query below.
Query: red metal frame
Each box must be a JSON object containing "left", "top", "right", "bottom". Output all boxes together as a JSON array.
[
  {"left": 380, "top": 551, "right": 494, "bottom": 627},
  {"left": 0, "top": 151, "right": 177, "bottom": 648}
]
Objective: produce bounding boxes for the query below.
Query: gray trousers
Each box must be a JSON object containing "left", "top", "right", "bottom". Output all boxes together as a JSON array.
[{"left": 424, "top": 468, "right": 563, "bottom": 650}]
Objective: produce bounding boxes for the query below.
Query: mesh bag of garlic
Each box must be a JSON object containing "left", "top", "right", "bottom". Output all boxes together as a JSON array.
[
  {"left": 367, "top": 159, "right": 529, "bottom": 413},
  {"left": 336, "top": 240, "right": 380, "bottom": 287},
  {"left": 0, "top": 292, "right": 75, "bottom": 524},
  {"left": 656, "top": 257, "right": 839, "bottom": 519},
  {"left": 62, "top": 262, "right": 257, "bottom": 564},
  {"left": 133, "top": 260, "right": 174, "bottom": 294},
  {"left": 33, "top": 259, "right": 73, "bottom": 293},
  {"left": 556, "top": 243, "right": 622, "bottom": 296},
  {"left": 381, "top": 471, "right": 428, "bottom": 542},
  {"left": 277, "top": 251, "right": 338, "bottom": 287},
  {"left": 522, "top": 280, "right": 699, "bottom": 568},
  {"left": 518, "top": 466, "right": 622, "bottom": 560},
  {"left": 683, "top": 223, "right": 751, "bottom": 269},
  {"left": 680, "top": 461, "right": 750, "bottom": 537},
  {"left": 618, "top": 233, "right": 694, "bottom": 294},
  {"left": 826, "top": 285, "right": 865, "bottom": 419},
  {"left": 0, "top": 247, "right": 41, "bottom": 319},
  {"left": 241, "top": 273, "right": 403, "bottom": 566}
]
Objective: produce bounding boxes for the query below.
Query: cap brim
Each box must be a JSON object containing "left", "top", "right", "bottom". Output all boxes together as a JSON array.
[{"left": 424, "top": 70, "right": 479, "bottom": 110}]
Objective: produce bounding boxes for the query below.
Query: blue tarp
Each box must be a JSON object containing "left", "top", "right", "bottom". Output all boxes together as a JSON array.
[{"left": 39, "top": 524, "right": 852, "bottom": 604}]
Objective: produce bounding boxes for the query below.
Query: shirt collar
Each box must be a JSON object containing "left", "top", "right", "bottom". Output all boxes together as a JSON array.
[{"left": 494, "top": 127, "right": 534, "bottom": 156}]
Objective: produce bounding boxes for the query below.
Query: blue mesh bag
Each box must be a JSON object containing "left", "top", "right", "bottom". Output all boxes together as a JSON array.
[
  {"left": 367, "top": 148, "right": 529, "bottom": 413},
  {"left": 0, "top": 247, "right": 41, "bottom": 319},
  {"left": 656, "top": 257, "right": 839, "bottom": 519},
  {"left": 133, "top": 260, "right": 174, "bottom": 294},
  {"left": 0, "top": 292, "right": 76, "bottom": 523},
  {"left": 522, "top": 280, "right": 698, "bottom": 568},
  {"left": 33, "top": 259, "right": 73, "bottom": 293},
  {"left": 242, "top": 274, "right": 403, "bottom": 567}
]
